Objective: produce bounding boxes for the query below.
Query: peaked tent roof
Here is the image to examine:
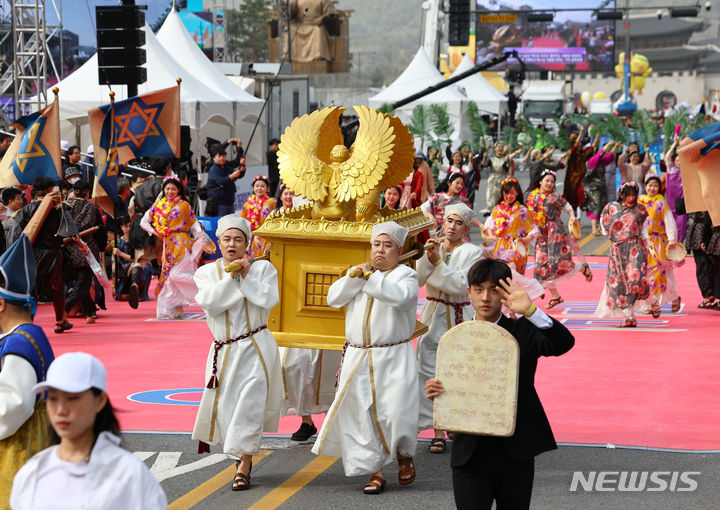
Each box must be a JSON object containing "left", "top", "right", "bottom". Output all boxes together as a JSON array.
[
  {"left": 368, "top": 47, "right": 466, "bottom": 108},
  {"left": 450, "top": 54, "right": 507, "bottom": 114},
  {"left": 41, "top": 24, "right": 241, "bottom": 129},
  {"left": 157, "top": 9, "right": 263, "bottom": 120}
]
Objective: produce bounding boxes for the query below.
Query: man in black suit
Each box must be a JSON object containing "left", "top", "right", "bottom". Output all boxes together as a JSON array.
[{"left": 426, "top": 258, "right": 574, "bottom": 509}]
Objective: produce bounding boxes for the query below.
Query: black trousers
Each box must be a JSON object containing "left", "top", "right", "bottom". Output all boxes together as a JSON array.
[
  {"left": 692, "top": 249, "right": 714, "bottom": 299},
  {"left": 65, "top": 266, "right": 94, "bottom": 316},
  {"left": 713, "top": 254, "right": 720, "bottom": 299},
  {"left": 452, "top": 440, "right": 534, "bottom": 510}
]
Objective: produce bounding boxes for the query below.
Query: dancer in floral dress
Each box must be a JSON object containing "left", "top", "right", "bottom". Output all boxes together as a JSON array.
[
  {"left": 142, "top": 178, "right": 204, "bottom": 319},
  {"left": 238, "top": 175, "right": 277, "bottom": 258},
  {"left": 484, "top": 178, "right": 537, "bottom": 274},
  {"left": 638, "top": 174, "right": 681, "bottom": 312},
  {"left": 594, "top": 181, "right": 660, "bottom": 327},
  {"left": 420, "top": 173, "right": 479, "bottom": 236},
  {"left": 527, "top": 170, "right": 593, "bottom": 309}
]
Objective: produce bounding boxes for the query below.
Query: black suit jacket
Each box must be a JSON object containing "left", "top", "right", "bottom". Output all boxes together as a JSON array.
[{"left": 451, "top": 314, "right": 575, "bottom": 467}]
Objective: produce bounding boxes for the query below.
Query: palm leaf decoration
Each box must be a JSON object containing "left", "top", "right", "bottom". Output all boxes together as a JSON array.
[
  {"left": 551, "top": 118, "right": 570, "bottom": 149},
  {"left": 408, "top": 104, "right": 431, "bottom": 150},
  {"left": 377, "top": 103, "right": 395, "bottom": 115},
  {"left": 466, "top": 102, "right": 491, "bottom": 151},
  {"left": 500, "top": 125, "right": 517, "bottom": 148},
  {"left": 429, "top": 103, "right": 455, "bottom": 148}
]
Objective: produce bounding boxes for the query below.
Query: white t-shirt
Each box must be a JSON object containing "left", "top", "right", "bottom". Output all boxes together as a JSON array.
[{"left": 32, "top": 447, "right": 89, "bottom": 509}]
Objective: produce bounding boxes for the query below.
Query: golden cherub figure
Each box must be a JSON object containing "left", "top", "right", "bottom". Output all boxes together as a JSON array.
[{"left": 277, "top": 105, "right": 415, "bottom": 221}]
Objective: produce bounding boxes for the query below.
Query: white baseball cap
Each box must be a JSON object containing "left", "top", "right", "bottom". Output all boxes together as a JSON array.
[{"left": 33, "top": 352, "right": 107, "bottom": 394}]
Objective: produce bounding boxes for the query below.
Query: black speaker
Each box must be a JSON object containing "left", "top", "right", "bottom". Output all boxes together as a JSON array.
[
  {"left": 448, "top": 0, "right": 471, "bottom": 47},
  {"left": 96, "top": 5, "right": 147, "bottom": 86}
]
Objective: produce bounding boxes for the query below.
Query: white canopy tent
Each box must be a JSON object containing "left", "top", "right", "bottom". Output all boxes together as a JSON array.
[
  {"left": 156, "top": 10, "right": 266, "bottom": 165},
  {"left": 38, "top": 24, "right": 266, "bottom": 164},
  {"left": 368, "top": 48, "right": 469, "bottom": 146},
  {"left": 450, "top": 54, "right": 507, "bottom": 115}
]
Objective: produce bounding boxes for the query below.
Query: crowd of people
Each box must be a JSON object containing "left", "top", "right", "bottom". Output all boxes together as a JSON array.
[{"left": 0, "top": 111, "right": 718, "bottom": 510}]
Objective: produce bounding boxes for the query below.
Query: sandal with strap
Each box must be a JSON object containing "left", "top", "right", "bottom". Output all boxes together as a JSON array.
[
  {"left": 54, "top": 320, "right": 73, "bottom": 334},
  {"left": 698, "top": 298, "right": 716, "bottom": 309},
  {"left": 617, "top": 318, "right": 637, "bottom": 328},
  {"left": 671, "top": 297, "right": 681, "bottom": 313},
  {"left": 231, "top": 460, "right": 252, "bottom": 491},
  {"left": 546, "top": 297, "right": 564, "bottom": 309},
  {"left": 397, "top": 456, "right": 416, "bottom": 486},
  {"left": 429, "top": 437, "right": 446, "bottom": 454},
  {"left": 581, "top": 264, "right": 593, "bottom": 283},
  {"left": 363, "top": 475, "right": 386, "bottom": 495},
  {"left": 650, "top": 303, "right": 661, "bottom": 319}
]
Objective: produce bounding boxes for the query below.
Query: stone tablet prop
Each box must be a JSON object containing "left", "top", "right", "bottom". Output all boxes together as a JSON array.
[{"left": 433, "top": 321, "right": 519, "bottom": 436}]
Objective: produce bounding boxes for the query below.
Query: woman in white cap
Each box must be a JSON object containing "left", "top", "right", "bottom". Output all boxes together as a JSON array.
[
  {"left": 10, "top": 352, "right": 167, "bottom": 509},
  {"left": 192, "top": 215, "right": 283, "bottom": 491},
  {"left": 313, "top": 221, "right": 419, "bottom": 495},
  {"left": 415, "top": 204, "right": 485, "bottom": 453}
]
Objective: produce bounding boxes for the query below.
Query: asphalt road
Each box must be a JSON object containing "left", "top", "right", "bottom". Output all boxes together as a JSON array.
[{"left": 123, "top": 433, "right": 720, "bottom": 509}]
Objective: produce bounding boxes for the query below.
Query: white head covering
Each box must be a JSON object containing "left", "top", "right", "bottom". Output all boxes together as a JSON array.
[
  {"left": 60, "top": 140, "right": 70, "bottom": 151},
  {"left": 86, "top": 144, "right": 94, "bottom": 154},
  {"left": 216, "top": 215, "right": 252, "bottom": 250},
  {"left": 443, "top": 203, "right": 475, "bottom": 226},
  {"left": 371, "top": 221, "right": 408, "bottom": 249}
]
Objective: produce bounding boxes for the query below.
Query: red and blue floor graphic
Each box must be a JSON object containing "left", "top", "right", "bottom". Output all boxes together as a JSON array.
[{"left": 35, "top": 256, "right": 719, "bottom": 450}]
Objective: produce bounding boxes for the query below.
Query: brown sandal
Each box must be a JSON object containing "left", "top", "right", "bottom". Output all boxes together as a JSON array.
[
  {"left": 546, "top": 297, "right": 564, "bottom": 309},
  {"left": 231, "top": 460, "right": 252, "bottom": 491},
  {"left": 617, "top": 318, "right": 637, "bottom": 328},
  {"left": 650, "top": 303, "right": 661, "bottom": 319},
  {"left": 363, "top": 475, "right": 386, "bottom": 494},
  {"left": 671, "top": 297, "right": 681, "bottom": 313},
  {"left": 397, "top": 456, "right": 416, "bottom": 485},
  {"left": 581, "top": 263, "right": 593, "bottom": 282}
]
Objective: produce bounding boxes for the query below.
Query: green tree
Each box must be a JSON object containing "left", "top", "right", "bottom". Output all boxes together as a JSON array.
[{"left": 225, "top": 0, "right": 272, "bottom": 62}]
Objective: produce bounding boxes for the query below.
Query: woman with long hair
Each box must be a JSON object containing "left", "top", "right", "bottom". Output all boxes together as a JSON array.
[
  {"left": 421, "top": 173, "right": 481, "bottom": 237},
  {"left": 238, "top": 175, "right": 277, "bottom": 258},
  {"left": 141, "top": 177, "right": 206, "bottom": 319},
  {"left": 381, "top": 186, "right": 402, "bottom": 210},
  {"left": 638, "top": 174, "right": 681, "bottom": 312},
  {"left": 484, "top": 178, "right": 537, "bottom": 274},
  {"left": 583, "top": 141, "right": 619, "bottom": 235},
  {"left": 527, "top": 170, "right": 592, "bottom": 309},
  {"left": 11, "top": 352, "right": 167, "bottom": 509},
  {"left": 594, "top": 181, "right": 660, "bottom": 327}
]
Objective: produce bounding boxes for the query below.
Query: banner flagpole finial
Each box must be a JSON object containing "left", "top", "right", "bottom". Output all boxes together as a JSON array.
[
  {"left": 52, "top": 87, "right": 59, "bottom": 96},
  {"left": 176, "top": 78, "right": 182, "bottom": 85}
]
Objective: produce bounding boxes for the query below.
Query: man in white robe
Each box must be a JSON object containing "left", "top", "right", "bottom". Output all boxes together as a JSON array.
[
  {"left": 192, "top": 215, "right": 283, "bottom": 491},
  {"left": 312, "top": 221, "right": 419, "bottom": 495},
  {"left": 416, "top": 204, "right": 484, "bottom": 453},
  {"left": 279, "top": 347, "right": 341, "bottom": 441}
]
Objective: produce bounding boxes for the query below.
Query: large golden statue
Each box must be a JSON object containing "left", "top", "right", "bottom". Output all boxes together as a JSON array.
[{"left": 277, "top": 105, "right": 415, "bottom": 221}]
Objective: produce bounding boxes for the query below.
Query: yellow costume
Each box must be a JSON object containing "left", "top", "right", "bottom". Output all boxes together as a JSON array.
[
  {"left": 238, "top": 194, "right": 277, "bottom": 258},
  {"left": 487, "top": 201, "right": 537, "bottom": 274},
  {"left": 638, "top": 194, "right": 679, "bottom": 304}
]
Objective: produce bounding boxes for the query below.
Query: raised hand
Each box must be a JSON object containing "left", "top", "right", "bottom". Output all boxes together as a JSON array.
[{"left": 497, "top": 277, "right": 533, "bottom": 315}]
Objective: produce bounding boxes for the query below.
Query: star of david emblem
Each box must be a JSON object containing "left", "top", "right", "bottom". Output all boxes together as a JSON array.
[
  {"left": 104, "top": 146, "right": 119, "bottom": 178},
  {"left": 13, "top": 119, "right": 48, "bottom": 174},
  {"left": 114, "top": 98, "right": 165, "bottom": 152}
]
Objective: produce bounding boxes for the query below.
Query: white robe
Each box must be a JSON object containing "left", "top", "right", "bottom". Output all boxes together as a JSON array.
[
  {"left": 191, "top": 259, "right": 283, "bottom": 458},
  {"left": 415, "top": 243, "right": 485, "bottom": 430},
  {"left": 312, "top": 264, "right": 420, "bottom": 476},
  {"left": 279, "top": 348, "right": 341, "bottom": 417}
]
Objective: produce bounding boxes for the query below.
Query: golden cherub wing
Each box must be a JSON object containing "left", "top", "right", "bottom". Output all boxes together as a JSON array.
[
  {"left": 333, "top": 106, "right": 412, "bottom": 202},
  {"left": 378, "top": 113, "right": 416, "bottom": 190},
  {"left": 277, "top": 107, "right": 345, "bottom": 201}
]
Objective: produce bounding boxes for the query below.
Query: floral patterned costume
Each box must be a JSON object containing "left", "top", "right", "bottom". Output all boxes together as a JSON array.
[
  {"left": 638, "top": 194, "right": 679, "bottom": 305},
  {"left": 420, "top": 192, "right": 472, "bottom": 238},
  {"left": 149, "top": 197, "right": 197, "bottom": 296},
  {"left": 594, "top": 201, "right": 655, "bottom": 319},
  {"left": 238, "top": 194, "right": 277, "bottom": 258},
  {"left": 527, "top": 189, "right": 585, "bottom": 285},
  {"left": 487, "top": 201, "right": 536, "bottom": 274}
]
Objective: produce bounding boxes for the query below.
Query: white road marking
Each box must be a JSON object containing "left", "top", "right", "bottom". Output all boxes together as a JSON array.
[{"left": 133, "top": 451, "right": 229, "bottom": 482}]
